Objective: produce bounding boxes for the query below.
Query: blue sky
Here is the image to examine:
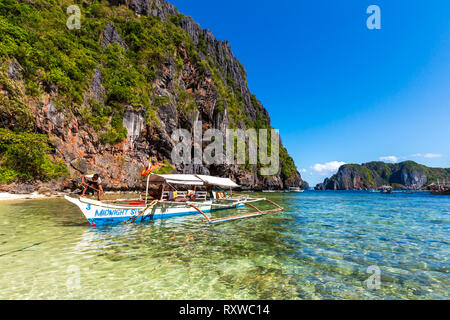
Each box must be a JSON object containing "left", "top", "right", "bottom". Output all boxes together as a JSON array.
[{"left": 170, "top": 0, "right": 450, "bottom": 186}]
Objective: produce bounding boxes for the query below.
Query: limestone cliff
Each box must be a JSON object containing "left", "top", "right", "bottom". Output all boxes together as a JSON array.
[
  {"left": 0, "top": 0, "right": 305, "bottom": 191},
  {"left": 315, "top": 161, "right": 450, "bottom": 190}
]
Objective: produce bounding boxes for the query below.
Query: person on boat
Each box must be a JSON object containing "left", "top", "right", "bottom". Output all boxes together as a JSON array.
[
  {"left": 81, "top": 173, "right": 104, "bottom": 201},
  {"left": 148, "top": 185, "right": 164, "bottom": 200},
  {"left": 213, "top": 190, "right": 227, "bottom": 199},
  {"left": 187, "top": 189, "right": 196, "bottom": 200}
]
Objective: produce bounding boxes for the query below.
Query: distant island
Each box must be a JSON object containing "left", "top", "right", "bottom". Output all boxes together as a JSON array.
[{"left": 315, "top": 161, "right": 450, "bottom": 190}]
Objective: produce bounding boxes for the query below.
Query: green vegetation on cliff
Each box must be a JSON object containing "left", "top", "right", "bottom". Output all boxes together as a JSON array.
[
  {"left": 0, "top": 0, "right": 300, "bottom": 185},
  {"left": 0, "top": 129, "right": 69, "bottom": 183}
]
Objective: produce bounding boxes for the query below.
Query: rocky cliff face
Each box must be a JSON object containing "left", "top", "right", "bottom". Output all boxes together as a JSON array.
[
  {"left": 0, "top": 0, "right": 305, "bottom": 191},
  {"left": 316, "top": 166, "right": 366, "bottom": 190},
  {"left": 315, "top": 161, "right": 450, "bottom": 190}
]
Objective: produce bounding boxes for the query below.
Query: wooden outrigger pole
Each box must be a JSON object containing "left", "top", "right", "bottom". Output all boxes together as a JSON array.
[
  {"left": 203, "top": 199, "right": 283, "bottom": 224},
  {"left": 124, "top": 200, "right": 158, "bottom": 224},
  {"left": 188, "top": 203, "right": 211, "bottom": 223}
]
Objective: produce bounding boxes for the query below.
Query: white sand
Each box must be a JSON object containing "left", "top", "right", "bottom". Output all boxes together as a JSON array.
[
  {"left": 0, "top": 190, "right": 140, "bottom": 201},
  {"left": 0, "top": 192, "right": 62, "bottom": 201}
]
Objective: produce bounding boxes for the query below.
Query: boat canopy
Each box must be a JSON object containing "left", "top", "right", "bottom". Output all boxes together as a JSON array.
[
  {"left": 148, "top": 174, "right": 204, "bottom": 185},
  {"left": 196, "top": 175, "right": 240, "bottom": 188},
  {"left": 148, "top": 174, "right": 239, "bottom": 188}
]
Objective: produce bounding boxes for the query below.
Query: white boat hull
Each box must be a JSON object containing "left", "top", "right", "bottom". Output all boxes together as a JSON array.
[{"left": 64, "top": 196, "right": 244, "bottom": 226}]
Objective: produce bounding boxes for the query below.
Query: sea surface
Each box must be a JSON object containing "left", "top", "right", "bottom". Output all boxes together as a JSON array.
[{"left": 0, "top": 191, "right": 448, "bottom": 299}]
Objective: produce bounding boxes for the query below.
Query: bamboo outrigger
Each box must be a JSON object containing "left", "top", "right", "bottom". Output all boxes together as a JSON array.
[{"left": 65, "top": 173, "right": 283, "bottom": 226}]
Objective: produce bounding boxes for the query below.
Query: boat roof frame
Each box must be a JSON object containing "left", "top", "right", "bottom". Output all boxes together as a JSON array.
[{"left": 148, "top": 173, "right": 240, "bottom": 188}]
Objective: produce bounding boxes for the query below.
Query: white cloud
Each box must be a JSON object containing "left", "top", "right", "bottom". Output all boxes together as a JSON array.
[
  {"left": 311, "top": 161, "right": 346, "bottom": 175},
  {"left": 379, "top": 156, "right": 398, "bottom": 163},
  {"left": 424, "top": 153, "right": 442, "bottom": 158},
  {"left": 299, "top": 168, "right": 307, "bottom": 173},
  {"left": 412, "top": 153, "right": 442, "bottom": 159}
]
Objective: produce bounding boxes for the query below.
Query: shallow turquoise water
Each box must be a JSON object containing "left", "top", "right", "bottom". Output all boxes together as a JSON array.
[{"left": 0, "top": 191, "right": 448, "bottom": 299}]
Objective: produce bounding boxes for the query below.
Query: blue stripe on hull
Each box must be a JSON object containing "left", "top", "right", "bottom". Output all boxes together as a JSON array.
[{"left": 89, "top": 204, "right": 245, "bottom": 226}]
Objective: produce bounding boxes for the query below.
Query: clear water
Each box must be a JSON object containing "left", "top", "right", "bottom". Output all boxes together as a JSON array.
[{"left": 0, "top": 191, "right": 448, "bottom": 299}]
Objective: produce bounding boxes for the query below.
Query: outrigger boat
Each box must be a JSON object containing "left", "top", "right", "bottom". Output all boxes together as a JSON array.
[
  {"left": 428, "top": 179, "right": 450, "bottom": 195},
  {"left": 379, "top": 185, "right": 393, "bottom": 194},
  {"left": 65, "top": 174, "right": 283, "bottom": 226}
]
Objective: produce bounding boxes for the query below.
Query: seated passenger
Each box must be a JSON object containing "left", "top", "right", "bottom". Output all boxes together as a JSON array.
[{"left": 187, "top": 190, "right": 196, "bottom": 200}]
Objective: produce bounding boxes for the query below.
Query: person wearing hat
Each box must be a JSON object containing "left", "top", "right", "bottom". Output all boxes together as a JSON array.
[{"left": 81, "top": 173, "right": 104, "bottom": 200}]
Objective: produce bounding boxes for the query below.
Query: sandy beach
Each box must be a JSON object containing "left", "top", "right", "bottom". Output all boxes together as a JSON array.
[{"left": 0, "top": 192, "right": 63, "bottom": 201}]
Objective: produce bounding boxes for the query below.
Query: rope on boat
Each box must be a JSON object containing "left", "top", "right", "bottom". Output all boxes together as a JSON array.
[
  {"left": 123, "top": 200, "right": 158, "bottom": 224},
  {"left": 205, "top": 199, "right": 284, "bottom": 225},
  {"left": 0, "top": 235, "right": 68, "bottom": 258},
  {"left": 0, "top": 243, "right": 43, "bottom": 258}
]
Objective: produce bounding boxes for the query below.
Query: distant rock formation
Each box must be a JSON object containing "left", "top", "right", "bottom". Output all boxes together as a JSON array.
[{"left": 315, "top": 161, "right": 450, "bottom": 190}]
